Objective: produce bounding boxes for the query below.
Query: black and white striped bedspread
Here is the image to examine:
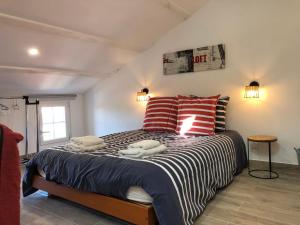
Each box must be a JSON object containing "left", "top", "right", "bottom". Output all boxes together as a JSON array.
[
  {"left": 105, "top": 130, "right": 237, "bottom": 225},
  {"left": 23, "top": 130, "right": 246, "bottom": 225}
]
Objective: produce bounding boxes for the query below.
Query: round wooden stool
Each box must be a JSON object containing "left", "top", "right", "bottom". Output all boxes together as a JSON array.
[{"left": 247, "top": 135, "right": 279, "bottom": 179}]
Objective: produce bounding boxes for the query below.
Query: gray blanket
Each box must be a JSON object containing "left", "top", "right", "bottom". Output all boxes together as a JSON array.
[{"left": 23, "top": 130, "right": 246, "bottom": 225}]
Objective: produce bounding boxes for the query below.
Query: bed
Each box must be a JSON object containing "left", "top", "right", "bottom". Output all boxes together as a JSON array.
[{"left": 23, "top": 129, "right": 247, "bottom": 225}]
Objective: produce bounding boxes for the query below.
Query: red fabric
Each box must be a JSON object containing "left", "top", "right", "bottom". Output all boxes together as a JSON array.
[
  {"left": 176, "top": 95, "right": 219, "bottom": 136},
  {"left": 143, "top": 97, "right": 178, "bottom": 132},
  {"left": 0, "top": 124, "right": 23, "bottom": 225}
]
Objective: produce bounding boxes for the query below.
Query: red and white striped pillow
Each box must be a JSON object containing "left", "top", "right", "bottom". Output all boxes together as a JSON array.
[
  {"left": 176, "top": 95, "right": 220, "bottom": 136},
  {"left": 143, "top": 97, "right": 178, "bottom": 132}
]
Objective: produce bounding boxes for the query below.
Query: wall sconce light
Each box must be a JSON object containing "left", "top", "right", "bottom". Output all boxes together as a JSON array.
[
  {"left": 136, "top": 88, "right": 150, "bottom": 102},
  {"left": 244, "top": 81, "right": 260, "bottom": 98}
]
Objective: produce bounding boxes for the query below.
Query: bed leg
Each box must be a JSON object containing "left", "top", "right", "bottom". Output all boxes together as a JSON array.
[
  {"left": 144, "top": 207, "right": 158, "bottom": 225},
  {"left": 139, "top": 220, "right": 157, "bottom": 225}
]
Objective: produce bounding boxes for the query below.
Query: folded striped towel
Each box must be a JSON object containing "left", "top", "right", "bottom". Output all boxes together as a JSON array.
[
  {"left": 128, "top": 140, "right": 161, "bottom": 150},
  {"left": 65, "top": 142, "right": 106, "bottom": 152},
  {"left": 119, "top": 144, "right": 167, "bottom": 158},
  {"left": 70, "top": 136, "right": 104, "bottom": 146}
]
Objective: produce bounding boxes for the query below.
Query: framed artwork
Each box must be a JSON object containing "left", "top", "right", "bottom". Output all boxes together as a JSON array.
[{"left": 163, "top": 44, "right": 225, "bottom": 75}]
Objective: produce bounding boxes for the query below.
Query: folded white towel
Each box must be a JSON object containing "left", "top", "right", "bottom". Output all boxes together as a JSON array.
[
  {"left": 119, "top": 148, "right": 141, "bottom": 155},
  {"left": 65, "top": 142, "right": 106, "bottom": 152},
  {"left": 70, "top": 136, "right": 104, "bottom": 146},
  {"left": 142, "top": 144, "right": 167, "bottom": 156},
  {"left": 120, "top": 144, "right": 167, "bottom": 158},
  {"left": 121, "top": 152, "right": 144, "bottom": 159},
  {"left": 128, "top": 140, "right": 161, "bottom": 150}
]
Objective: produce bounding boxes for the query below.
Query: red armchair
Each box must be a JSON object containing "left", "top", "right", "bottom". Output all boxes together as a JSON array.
[{"left": 0, "top": 124, "right": 23, "bottom": 225}]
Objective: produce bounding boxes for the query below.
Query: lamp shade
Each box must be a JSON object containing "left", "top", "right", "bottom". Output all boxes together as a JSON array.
[
  {"left": 244, "top": 81, "right": 260, "bottom": 98},
  {"left": 136, "top": 88, "right": 150, "bottom": 102}
]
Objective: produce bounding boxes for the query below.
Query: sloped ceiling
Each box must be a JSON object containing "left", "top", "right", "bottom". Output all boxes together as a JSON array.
[{"left": 0, "top": 0, "right": 207, "bottom": 96}]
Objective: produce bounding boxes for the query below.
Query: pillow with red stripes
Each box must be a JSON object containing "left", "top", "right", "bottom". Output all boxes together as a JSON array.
[
  {"left": 189, "top": 95, "right": 230, "bottom": 132},
  {"left": 143, "top": 97, "right": 178, "bottom": 132},
  {"left": 176, "top": 95, "right": 220, "bottom": 136}
]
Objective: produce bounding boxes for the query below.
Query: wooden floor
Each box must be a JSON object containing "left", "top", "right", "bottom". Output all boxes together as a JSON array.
[{"left": 21, "top": 162, "right": 300, "bottom": 225}]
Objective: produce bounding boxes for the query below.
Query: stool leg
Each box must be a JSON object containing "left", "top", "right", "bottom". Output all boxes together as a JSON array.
[
  {"left": 247, "top": 139, "right": 250, "bottom": 172},
  {"left": 268, "top": 142, "right": 272, "bottom": 178}
]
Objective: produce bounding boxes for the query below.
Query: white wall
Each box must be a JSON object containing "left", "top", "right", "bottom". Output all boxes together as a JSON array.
[
  {"left": 85, "top": 0, "right": 300, "bottom": 165},
  {"left": 0, "top": 94, "right": 85, "bottom": 155},
  {"left": 69, "top": 95, "right": 86, "bottom": 138}
]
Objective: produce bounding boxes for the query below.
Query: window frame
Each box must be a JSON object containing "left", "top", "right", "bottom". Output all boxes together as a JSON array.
[{"left": 39, "top": 101, "right": 71, "bottom": 146}]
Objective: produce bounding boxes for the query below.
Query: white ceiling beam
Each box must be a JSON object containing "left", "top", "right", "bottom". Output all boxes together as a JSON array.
[
  {"left": 0, "top": 65, "right": 104, "bottom": 78},
  {"left": 0, "top": 12, "right": 138, "bottom": 51}
]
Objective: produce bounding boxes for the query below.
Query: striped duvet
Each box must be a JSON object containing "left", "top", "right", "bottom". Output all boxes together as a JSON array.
[{"left": 23, "top": 130, "right": 246, "bottom": 225}]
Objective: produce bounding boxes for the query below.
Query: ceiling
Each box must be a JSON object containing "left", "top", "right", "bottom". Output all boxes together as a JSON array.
[{"left": 0, "top": 0, "right": 207, "bottom": 96}]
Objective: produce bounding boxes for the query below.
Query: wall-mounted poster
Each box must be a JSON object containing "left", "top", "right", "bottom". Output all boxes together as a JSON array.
[{"left": 163, "top": 44, "right": 225, "bottom": 75}]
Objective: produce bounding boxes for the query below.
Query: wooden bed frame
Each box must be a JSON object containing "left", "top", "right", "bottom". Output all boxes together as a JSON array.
[{"left": 32, "top": 175, "right": 158, "bottom": 225}]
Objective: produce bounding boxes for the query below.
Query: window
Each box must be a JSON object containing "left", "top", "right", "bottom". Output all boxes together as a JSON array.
[{"left": 39, "top": 102, "right": 70, "bottom": 145}]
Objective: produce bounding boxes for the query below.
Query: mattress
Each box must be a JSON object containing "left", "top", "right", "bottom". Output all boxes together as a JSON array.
[{"left": 37, "top": 167, "right": 153, "bottom": 203}]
